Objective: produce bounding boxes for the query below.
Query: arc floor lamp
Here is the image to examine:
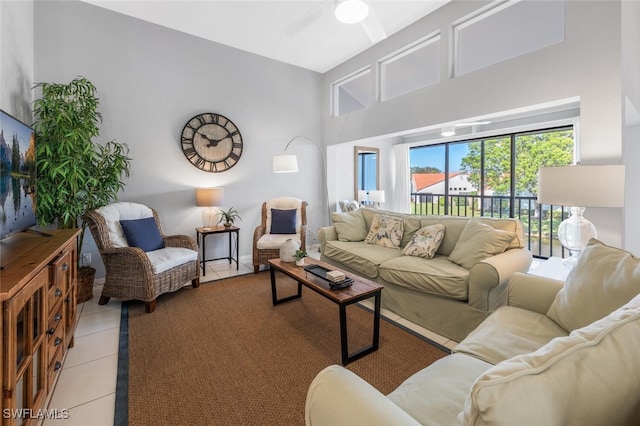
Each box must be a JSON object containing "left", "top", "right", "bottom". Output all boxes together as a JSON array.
[{"left": 273, "top": 136, "right": 331, "bottom": 225}]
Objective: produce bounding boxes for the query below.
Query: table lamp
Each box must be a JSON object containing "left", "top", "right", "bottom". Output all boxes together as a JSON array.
[
  {"left": 537, "top": 165, "right": 624, "bottom": 266},
  {"left": 369, "top": 190, "right": 385, "bottom": 206},
  {"left": 358, "top": 190, "right": 385, "bottom": 207},
  {"left": 196, "top": 187, "right": 225, "bottom": 230}
]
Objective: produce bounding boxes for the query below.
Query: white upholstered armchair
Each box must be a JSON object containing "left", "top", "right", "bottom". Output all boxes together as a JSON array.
[{"left": 253, "top": 197, "right": 307, "bottom": 273}]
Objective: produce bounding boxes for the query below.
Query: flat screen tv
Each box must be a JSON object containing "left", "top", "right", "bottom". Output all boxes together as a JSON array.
[{"left": 0, "top": 109, "right": 37, "bottom": 239}]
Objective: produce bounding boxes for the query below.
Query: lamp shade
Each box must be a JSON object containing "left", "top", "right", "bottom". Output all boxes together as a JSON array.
[
  {"left": 196, "top": 187, "right": 224, "bottom": 207},
  {"left": 368, "top": 190, "right": 385, "bottom": 203},
  {"left": 273, "top": 154, "right": 299, "bottom": 173},
  {"left": 538, "top": 165, "right": 625, "bottom": 207},
  {"left": 357, "top": 190, "right": 367, "bottom": 202}
]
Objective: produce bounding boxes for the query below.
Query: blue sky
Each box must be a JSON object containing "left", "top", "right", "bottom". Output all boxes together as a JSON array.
[{"left": 410, "top": 142, "right": 469, "bottom": 172}]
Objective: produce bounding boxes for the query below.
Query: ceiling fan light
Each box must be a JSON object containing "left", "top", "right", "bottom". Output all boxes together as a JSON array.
[{"left": 335, "top": 0, "right": 369, "bottom": 24}]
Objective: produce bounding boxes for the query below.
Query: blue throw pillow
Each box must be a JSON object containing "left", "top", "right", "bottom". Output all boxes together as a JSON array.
[
  {"left": 271, "top": 208, "right": 297, "bottom": 234},
  {"left": 119, "top": 217, "right": 164, "bottom": 252}
]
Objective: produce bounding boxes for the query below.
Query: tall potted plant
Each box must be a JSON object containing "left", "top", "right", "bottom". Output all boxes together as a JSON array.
[{"left": 33, "top": 76, "right": 131, "bottom": 302}]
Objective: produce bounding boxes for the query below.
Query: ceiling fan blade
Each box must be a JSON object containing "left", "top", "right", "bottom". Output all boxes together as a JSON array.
[
  {"left": 283, "top": 1, "right": 331, "bottom": 37},
  {"left": 360, "top": 7, "right": 387, "bottom": 44}
]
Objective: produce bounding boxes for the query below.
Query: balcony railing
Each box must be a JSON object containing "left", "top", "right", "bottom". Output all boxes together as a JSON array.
[{"left": 410, "top": 192, "right": 569, "bottom": 258}]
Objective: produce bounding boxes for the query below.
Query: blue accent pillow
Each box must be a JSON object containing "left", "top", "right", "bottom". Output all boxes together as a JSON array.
[
  {"left": 119, "top": 217, "right": 164, "bottom": 252},
  {"left": 271, "top": 208, "right": 297, "bottom": 234}
]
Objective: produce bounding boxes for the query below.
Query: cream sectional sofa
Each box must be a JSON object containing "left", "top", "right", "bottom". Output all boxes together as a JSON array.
[
  {"left": 319, "top": 208, "right": 532, "bottom": 341},
  {"left": 306, "top": 240, "right": 640, "bottom": 425}
]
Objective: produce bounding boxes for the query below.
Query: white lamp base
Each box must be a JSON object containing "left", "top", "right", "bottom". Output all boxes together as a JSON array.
[
  {"left": 201, "top": 207, "right": 219, "bottom": 230},
  {"left": 558, "top": 206, "right": 597, "bottom": 268}
]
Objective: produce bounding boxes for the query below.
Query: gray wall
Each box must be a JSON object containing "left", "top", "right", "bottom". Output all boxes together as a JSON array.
[
  {"left": 34, "top": 1, "right": 323, "bottom": 276},
  {"left": 621, "top": 0, "right": 640, "bottom": 255},
  {"left": 322, "top": 0, "right": 631, "bottom": 250},
  {"left": 1, "top": 0, "right": 34, "bottom": 123}
]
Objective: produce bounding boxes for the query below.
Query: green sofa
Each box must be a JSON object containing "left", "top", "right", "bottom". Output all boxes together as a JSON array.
[
  {"left": 306, "top": 240, "right": 640, "bottom": 425},
  {"left": 319, "top": 208, "right": 532, "bottom": 342}
]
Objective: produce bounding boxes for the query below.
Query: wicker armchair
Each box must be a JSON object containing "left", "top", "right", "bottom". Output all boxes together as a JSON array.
[
  {"left": 253, "top": 197, "right": 307, "bottom": 273},
  {"left": 83, "top": 202, "right": 200, "bottom": 313}
]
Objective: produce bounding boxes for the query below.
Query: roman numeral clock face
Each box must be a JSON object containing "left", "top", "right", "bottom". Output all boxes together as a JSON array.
[{"left": 181, "top": 113, "right": 243, "bottom": 172}]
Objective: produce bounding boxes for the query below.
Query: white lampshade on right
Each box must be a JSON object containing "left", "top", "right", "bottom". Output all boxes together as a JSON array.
[
  {"left": 272, "top": 155, "right": 299, "bottom": 173},
  {"left": 368, "top": 190, "right": 385, "bottom": 204},
  {"left": 538, "top": 165, "right": 625, "bottom": 266}
]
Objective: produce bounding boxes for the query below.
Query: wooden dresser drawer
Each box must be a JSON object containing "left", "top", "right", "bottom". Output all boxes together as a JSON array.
[
  {"left": 47, "top": 303, "right": 65, "bottom": 337},
  {"left": 48, "top": 279, "right": 65, "bottom": 312},
  {"left": 47, "top": 319, "right": 65, "bottom": 366},
  {"left": 47, "top": 344, "right": 65, "bottom": 391}
]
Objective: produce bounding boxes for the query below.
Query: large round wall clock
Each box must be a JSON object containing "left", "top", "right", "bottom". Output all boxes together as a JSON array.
[{"left": 180, "top": 112, "right": 243, "bottom": 172}]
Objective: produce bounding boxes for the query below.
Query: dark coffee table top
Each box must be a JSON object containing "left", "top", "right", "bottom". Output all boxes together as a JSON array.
[{"left": 268, "top": 257, "right": 382, "bottom": 304}]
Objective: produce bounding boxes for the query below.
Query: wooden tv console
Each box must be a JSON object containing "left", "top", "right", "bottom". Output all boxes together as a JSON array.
[{"left": 0, "top": 229, "right": 80, "bottom": 425}]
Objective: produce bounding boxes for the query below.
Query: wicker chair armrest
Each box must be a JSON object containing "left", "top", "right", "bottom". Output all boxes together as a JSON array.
[
  {"left": 300, "top": 224, "right": 307, "bottom": 251},
  {"left": 253, "top": 225, "right": 266, "bottom": 244},
  {"left": 163, "top": 234, "right": 198, "bottom": 251},
  {"left": 101, "top": 246, "right": 155, "bottom": 276}
]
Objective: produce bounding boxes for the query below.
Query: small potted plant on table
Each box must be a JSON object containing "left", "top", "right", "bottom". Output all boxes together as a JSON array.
[
  {"left": 294, "top": 249, "right": 307, "bottom": 266},
  {"left": 218, "top": 207, "right": 241, "bottom": 228}
]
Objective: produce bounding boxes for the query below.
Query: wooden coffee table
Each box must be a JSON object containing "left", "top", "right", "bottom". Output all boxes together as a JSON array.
[{"left": 268, "top": 257, "right": 383, "bottom": 365}]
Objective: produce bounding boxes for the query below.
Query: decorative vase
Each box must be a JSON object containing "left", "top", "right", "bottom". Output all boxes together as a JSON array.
[
  {"left": 295, "top": 258, "right": 305, "bottom": 266},
  {"left": 224, "top": 221, "right": 232, "bottom": 228},
  {"left": 280, "top": 238, "right": 299, "bottom": 263}
]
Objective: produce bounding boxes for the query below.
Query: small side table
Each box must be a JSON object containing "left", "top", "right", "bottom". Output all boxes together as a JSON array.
[
  {"left": 195, "top": 226, "right": 240, "bottom": 276},
  {"left": 528, "top": 256, "right": 571, "bottom": 281}
]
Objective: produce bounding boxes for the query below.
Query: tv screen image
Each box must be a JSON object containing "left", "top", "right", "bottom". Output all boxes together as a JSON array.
[{"left": 0, "top": 109, "right": 36, "bottom": 239}]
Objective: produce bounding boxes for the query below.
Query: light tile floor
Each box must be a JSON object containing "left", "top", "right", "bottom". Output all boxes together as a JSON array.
[{"left": 44, "top": 255, "right": 457, "bottom": 424}]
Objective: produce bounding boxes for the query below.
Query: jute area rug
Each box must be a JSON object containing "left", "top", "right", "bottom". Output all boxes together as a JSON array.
[{"left": 119, "top": 272, "right": 448, "bottom": 425}]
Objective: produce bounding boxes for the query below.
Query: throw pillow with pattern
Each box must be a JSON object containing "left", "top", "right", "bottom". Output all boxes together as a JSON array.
[
  {"left": 402, "top": 224, "right": 446, "bottom": 258},
  {"left": 364, "top": 214, "right": 404, "bottom": 248}
]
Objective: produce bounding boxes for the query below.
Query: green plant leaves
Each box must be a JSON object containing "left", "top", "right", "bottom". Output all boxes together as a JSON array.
[{"left": 33, "top": 76, "right": 132, "bottom": 259}]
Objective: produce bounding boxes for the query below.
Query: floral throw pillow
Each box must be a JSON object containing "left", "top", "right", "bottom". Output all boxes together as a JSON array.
[
  {"left": 364, "top": 214, "right": 404, "bottom": 248},
  {"left": 402, "top": 224, "right": 446, "bottom": 259}
]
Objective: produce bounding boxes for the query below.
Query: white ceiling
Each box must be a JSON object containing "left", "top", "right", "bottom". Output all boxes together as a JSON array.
[{"left": 81, "top": 0, "right": 450, "bottom": 73}]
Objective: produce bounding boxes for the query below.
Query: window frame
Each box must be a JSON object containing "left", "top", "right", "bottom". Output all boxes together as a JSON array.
[
  {"left": 378, "top": 32, "right": 441, "bottom": 102},
  {"left": 409, "top": 124, "right": 576, "bottom": 258},
  {"left": 330, "top": 66, "right": 373, "bottom": 117}
]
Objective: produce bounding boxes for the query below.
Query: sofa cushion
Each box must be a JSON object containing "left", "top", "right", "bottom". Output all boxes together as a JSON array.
[
  {"left": 265, "top": 197, "right": 302, "bottom": 234},
  {"left": 96, "top": 202, "right": 154, "bottom": 247},
  {"left": 475, "top": 217, "right": 525, "bottom": 249},
  {"left": 364, "top": 214, "right": 404, "bottom": 248},
  {"left": 448, "top": 220, "right": 516, "bottom": 270},
  {"left": 331, "top": 210, "right": 367, "bottom": 242},
  {"left": 379, "top": 255, "right": 469, "bottom": 300},
  {"left": 360, "top": 208, "right": 421, "bottom": 247},
  {"left": 547, "top": 239, "right": 640, "bottom": 332},
  {"left": 270, "top": 208, "right": 297, "bottom": 234},
  {"left": 256, "top": 233, "right": 302, "bottom": 250},
  {"left": 146, "top": 247, "right": 198, "bottom": 274},
  {"left": 388, "top": 354, "right": 492, "bottom": 426},
  {"left": 420, "top": 217, "right": 469, "bottom": 256},
  {"left": 119, "top": 217, "right": 164, "bottom": 252},
  {"left": 323, "top": 241, "right": 401, "bottom": 279},
  {"left": 401, "top": 224, "right": 446, "bottom": 259},
  {"left": 454, "top": 306, "right": 568, "bottom": 365},
  {"left": 461, "top": 294, "right": 640, "bottom": 426}
]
